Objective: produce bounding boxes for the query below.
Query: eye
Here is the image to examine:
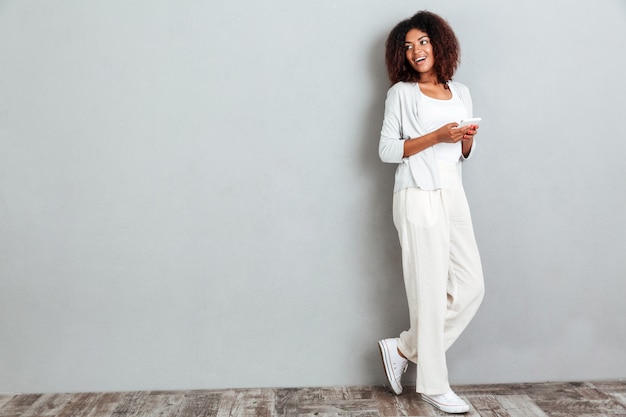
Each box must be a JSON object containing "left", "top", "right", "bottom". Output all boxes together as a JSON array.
[
  {"left": 405, "top": 44, "right": 413, "bottom": 50},
  {"left": 419, "top": 39, "right": 429, "bottom": 46}
]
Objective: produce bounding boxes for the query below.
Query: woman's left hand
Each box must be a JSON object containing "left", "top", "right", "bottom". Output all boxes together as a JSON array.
[
  {"left": 461, "top": 124, "right": 479, "bottom": 140},
  {"left": 461, "top": 124, "right": 478, "bottom": 157}
]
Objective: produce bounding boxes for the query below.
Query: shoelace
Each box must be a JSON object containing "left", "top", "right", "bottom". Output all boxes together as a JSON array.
[
  {"left": 392, "top": 360, "right": 408, "bottom": 380},
  {"left": 440, "top": 391, "right": 464, "bottom": 404}
]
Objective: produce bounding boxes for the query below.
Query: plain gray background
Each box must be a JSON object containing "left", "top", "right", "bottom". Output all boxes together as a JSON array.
[{"left": 1, "top": 0, "right": 625, "bottom": 393}]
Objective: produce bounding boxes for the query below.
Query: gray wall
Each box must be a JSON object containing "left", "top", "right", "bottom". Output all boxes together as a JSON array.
[{"left": 1, "top": 0, "right": 625, "bottom": 393}]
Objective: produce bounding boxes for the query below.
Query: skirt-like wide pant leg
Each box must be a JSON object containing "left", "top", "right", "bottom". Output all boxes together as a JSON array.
[{"left": 393, "top": 161, "right": 484, "bottom": 395}]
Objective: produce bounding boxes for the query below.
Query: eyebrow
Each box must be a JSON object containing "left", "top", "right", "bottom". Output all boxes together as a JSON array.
[{"left": 405, "top": 36, "right": 429, "bottom": 44}]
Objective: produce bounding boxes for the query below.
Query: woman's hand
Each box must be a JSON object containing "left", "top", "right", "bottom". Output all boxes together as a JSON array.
[
  {"left": 402, "top": 122, "right": 479, "bottom": 158},
  {"left": 436, "top": 122, "right": 479, "bottom": 143}
]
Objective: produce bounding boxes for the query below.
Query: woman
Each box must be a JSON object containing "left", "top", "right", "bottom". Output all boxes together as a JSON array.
[{"left": 377, "top": 10, "right": 485, "bottom": 414}]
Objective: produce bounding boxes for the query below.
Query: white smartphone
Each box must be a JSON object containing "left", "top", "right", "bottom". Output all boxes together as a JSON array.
[{"left": 456, "top": 117, "right": 482, "bottom": 128}]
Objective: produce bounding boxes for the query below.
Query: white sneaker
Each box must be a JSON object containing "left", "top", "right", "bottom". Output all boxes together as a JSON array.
[
  {"left": 377, "top": 338, "right": 408, "bottom": 395},
  {"left": 422, "top": 390, "right": 470, "bottom": 414}
]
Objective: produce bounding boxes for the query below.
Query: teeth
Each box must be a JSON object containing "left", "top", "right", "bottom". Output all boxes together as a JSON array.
[{"left": 415, "top": 57, "right": 426, "bottom": 63}]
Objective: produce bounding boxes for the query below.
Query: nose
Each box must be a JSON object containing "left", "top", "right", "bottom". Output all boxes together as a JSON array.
[{"left": 412, "top": 44, "right": 423, "bottom": 56}]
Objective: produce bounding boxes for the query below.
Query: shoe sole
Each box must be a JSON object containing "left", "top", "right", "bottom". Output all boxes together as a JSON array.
[
  {"left": 421, "top": 394, "right": 470, "bottom": 414},
  {"left": 378, "top": 340, "right": 402, "bottom": 395}
]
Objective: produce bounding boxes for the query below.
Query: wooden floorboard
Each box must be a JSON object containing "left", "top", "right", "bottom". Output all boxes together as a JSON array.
[{"left": 1, "top": 381, "right": 625, "bottom": 417}]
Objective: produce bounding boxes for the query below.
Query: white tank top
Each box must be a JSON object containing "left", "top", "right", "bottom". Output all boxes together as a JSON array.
[{"left": 419, "top": 89, "right": 468, "bottom": 162}]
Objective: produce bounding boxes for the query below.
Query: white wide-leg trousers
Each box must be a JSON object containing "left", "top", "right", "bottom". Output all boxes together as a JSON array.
[{"left": 392, "top": 161, "right": 484, "bottom": 395}]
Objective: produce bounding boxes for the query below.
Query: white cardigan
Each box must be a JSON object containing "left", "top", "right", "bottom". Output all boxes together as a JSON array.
[{"left": 379, "top": 81, "right": 475, "bottom": 191}]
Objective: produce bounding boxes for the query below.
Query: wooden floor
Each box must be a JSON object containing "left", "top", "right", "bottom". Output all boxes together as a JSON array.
[{"left": 1, "top": 381, "right": 625, "bottom": 417}]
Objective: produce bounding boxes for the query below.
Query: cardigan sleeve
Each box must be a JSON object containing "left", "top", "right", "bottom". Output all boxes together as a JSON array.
[
  {"left": 452, "top": 82, "right": 477, "bottom": 161},
  {"left": 378, "top": 86, "right": 406, "bottom": 163}
]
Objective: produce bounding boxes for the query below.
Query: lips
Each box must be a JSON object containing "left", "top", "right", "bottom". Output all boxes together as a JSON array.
[{"left": 414, "top": 56, "right": 426, "bottom": 64}]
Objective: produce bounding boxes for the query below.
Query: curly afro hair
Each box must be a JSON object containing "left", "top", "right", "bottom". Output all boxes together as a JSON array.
[{"left": 385, "top": 11, "right": 460, "bottom": 85}]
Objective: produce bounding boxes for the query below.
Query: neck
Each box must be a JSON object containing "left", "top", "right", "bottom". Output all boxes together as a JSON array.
[{"left": 418, "top": 73, "right": 439, "bottom": 85}]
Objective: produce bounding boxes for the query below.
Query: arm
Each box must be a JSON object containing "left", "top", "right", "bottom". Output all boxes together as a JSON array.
[
  {"left": 378, "top": 90, "right": 406, "bottom": 163},
  {"left": 404, "top": 123, "right": 477, "bottom": 158},
  {"left": 451, "top": 82, "right": 477, "bottom": 159},
  {"left": 462, "top": 136, "right": 474, "bottom": 158}
]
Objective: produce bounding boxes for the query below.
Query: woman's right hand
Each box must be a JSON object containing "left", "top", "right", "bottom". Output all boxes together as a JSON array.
[
  {"left": 402, "top": 122, "right": 478, "bottom": 158},
  {"left": 436, "top": 122, "right": 477, "bottom": 143}
]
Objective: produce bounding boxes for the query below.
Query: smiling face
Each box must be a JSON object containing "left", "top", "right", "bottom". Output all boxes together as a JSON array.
[{"left": 404, "top": 28, "right": 435, "bottom": 78}]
